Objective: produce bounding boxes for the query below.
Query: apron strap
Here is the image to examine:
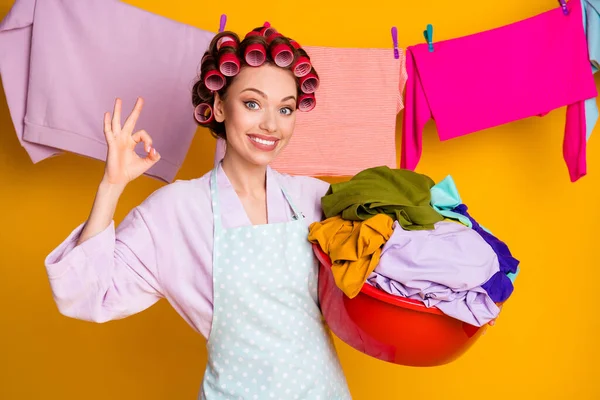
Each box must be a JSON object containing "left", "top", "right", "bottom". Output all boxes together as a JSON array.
[
  {"left": 279, "top": 184, "right": 305, "bottom": 221},
  {"left": 210, "top": 163, "right": 306, "bottom": 228},
  {"left": 209, "top": 165, "right": 223, "bottom": 233}
]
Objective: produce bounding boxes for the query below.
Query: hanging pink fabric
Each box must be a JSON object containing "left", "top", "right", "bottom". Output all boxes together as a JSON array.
[
  {"left": 401, "top": 0, "right": 597, "bottom": 182},
  {"left": 214, "top": 46, "right": 408, "bottom": 176},
  {"left": 0, "top": 0, "right": 215, "bottom": 183},
  {"left": 0, "top": 0, "right": 59, "bottom": 163}
]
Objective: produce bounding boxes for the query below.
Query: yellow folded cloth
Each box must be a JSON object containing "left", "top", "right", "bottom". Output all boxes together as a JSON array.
[{"left": 308, "top": 214, "right": 394, "bottom": 298}]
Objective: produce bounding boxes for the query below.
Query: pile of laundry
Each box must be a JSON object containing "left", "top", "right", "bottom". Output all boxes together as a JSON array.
[{"left": 308, "top": 166, "right": 519, "bottom": 327}]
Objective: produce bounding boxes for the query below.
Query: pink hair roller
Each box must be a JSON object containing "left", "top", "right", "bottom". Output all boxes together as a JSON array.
[
  {"left": 298, "top": 93, "right": 316, "bottom": 112},
  {"left": 292, "top": 56, "right": 311, "bottom": 77},
  {"left": 271, "top": 43, "right": 294, "bottom": 67},
  {"left": 299, "top": 72, "right": 319, "bottom": 93},
  {"left": 245, "top": 43, "right": 266, "bottom": 66},
  {"left": 266, "top": 32, "right": 283, "bottom": 44},
  {"left": 289, "top": 39, "right": 301, "bottom": 50},
  {"left": 219, "top": 52, "right": 240, "bottom": 76},
  {"left": 194, "top": 103, "right": 214, "bottom": 124},
  {"left": 216, "top": 35, "right": 237, "bottom": 51},
  {"left": 245, "top": 30, "right": 261, "bottom": 39},
  {"left": 260, "top": 22, "right": 277, "bottom": 38},
  {"left": 204, "top": 69, "right": 225, "bottom": 91}
]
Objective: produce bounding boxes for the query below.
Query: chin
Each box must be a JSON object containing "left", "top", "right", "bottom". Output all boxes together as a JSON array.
[
  {"left": 246, "top": 152, "right": 279, "bottom": 167},
  {"left": 244, "top": 143, "right": 287, "bottom": 167}
]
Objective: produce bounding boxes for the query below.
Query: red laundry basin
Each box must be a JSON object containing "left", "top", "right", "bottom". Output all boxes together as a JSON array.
[{"left": 313, "top": 243, "right": 489, "bottom": 367}]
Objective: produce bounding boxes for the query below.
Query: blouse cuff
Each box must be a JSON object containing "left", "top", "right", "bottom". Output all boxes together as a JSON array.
[{"left": 45, "top": 220, "right": 116, "bottom": 279}]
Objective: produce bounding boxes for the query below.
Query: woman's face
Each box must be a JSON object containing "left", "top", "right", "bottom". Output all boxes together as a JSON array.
[{"left": 214, "top": 63, "right": 298, "bottom": 167}]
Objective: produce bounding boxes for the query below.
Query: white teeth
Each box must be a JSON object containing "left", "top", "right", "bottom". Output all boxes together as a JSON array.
[{"left": 250, "top": 136, "right": 276, "bottom": 146}]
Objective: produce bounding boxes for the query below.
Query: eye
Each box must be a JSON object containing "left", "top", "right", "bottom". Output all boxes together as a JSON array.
[
  {"left": 280, "top": 107, "right": 294, "bottom": 116},
  {"left": 244, "top": 101, "right": 260, "bottom": 110}
]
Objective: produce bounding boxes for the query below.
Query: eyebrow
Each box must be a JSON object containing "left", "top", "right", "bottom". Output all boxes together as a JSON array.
[{"left": 241, "top": 88, "right": 296, "bottom": 102}]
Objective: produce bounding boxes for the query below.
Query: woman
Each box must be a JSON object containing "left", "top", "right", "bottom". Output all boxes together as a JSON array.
[{"left": 45, "top": 25, "right": 352, "bottom": 399}]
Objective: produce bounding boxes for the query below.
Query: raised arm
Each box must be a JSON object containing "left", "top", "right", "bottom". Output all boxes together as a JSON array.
[
  {"left": 44, "top": 97, "right": 165, "bottom": 323},
  {"left": 78, "top": 97, "right": 160, "bottom": 245}
]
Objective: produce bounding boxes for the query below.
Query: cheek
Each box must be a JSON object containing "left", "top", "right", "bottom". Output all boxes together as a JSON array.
[
  {"left": 280, "top": 116, "right": 297, "bottom": 139},
  {"left": 225, "top": 106, "right": 255, "bottom": 134}
]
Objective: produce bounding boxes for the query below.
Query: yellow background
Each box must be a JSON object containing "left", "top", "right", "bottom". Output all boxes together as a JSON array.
[{"left": 1, "top": 0, "right": 599, "bottom": 398}]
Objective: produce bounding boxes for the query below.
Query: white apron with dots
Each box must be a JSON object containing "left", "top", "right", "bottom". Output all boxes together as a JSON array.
[{"left": 199, "top": 165, "right": 351, "bottom": 399}]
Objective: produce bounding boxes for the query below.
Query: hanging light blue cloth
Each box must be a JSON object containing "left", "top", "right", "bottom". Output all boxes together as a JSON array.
[{"left": 581, "top": 0, "right": 600, "bottom": 140}]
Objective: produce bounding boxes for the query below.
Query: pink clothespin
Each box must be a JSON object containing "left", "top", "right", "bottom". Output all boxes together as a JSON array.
[
  {"left": 219, "top": 14, "right": 227, "bottom": 32},
  {"left": 391, "top": 26, "right": 399, "bottom": 59}
]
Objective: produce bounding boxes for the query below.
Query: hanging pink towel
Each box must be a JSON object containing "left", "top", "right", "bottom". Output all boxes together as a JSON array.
[
  {"left": 214, "top": 46, "right": 407, "bottom": 176},
  {"left": 0, "top": 0, "right": 59, "bottom": 163},
  {"left": 0, "top": 0, "right": 215, "bottom": 183},
  {"left": 401, "top": 0, "right": 598, "bottom": 182}
]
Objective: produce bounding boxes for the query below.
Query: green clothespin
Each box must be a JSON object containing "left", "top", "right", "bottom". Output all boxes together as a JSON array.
[{"left": 423, "top": 24, "right": 433, "bottom": 52}]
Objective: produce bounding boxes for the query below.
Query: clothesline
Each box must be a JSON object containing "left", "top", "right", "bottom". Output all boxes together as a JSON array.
[{"left": 0, "top": 0, "right": 598, "bottom": 183}]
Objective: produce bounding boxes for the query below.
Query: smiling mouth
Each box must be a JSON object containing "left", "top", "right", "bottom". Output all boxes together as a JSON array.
[{"left": 248, "top": 135, "right": 279, "bottom": 146}]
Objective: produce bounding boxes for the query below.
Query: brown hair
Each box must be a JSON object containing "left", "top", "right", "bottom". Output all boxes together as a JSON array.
[{"left": 191, "top": 26, "right": 318, "bottom": 140}]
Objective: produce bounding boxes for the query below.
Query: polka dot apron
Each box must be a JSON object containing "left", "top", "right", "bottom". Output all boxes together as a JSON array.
[{"left": 199, "top": 165, "right": 351, "bottom": 399}]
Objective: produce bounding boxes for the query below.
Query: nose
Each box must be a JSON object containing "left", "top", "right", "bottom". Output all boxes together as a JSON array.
[{"left": 259, "top": 108, "right": 277, "bottom": 133}]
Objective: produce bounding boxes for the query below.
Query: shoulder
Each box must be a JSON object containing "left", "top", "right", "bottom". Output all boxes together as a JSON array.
[
  {"left": 136, "top": 170, "right": 213, "bottom": 216},
  {"left": 272, "top": 169, "right": 330, "bottom": 199}
]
